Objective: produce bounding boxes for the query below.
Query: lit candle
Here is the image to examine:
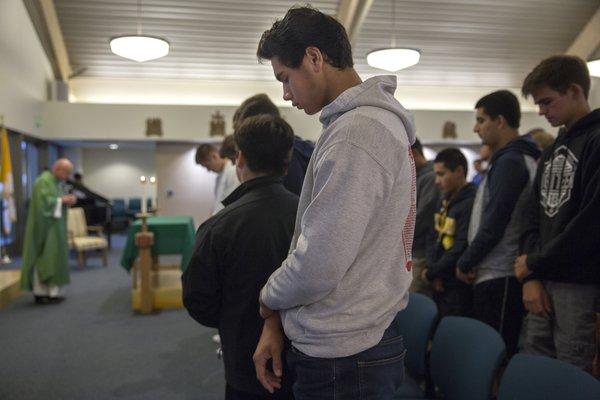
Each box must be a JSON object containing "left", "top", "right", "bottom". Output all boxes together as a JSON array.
[
  {"left": 140, "top": 175, "right": 147, "bottom": 214},
  {"left": 149, "top": 176, "right": 156, "bottom": 211}
]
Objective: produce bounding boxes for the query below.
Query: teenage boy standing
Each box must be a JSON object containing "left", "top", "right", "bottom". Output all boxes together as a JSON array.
[
  {"left": 183, "top": 115, "right": 298, "bottom": 399},
  {"left": 456, "top": 90, "right": 540, "bottom": 356},
  {"left": 252, "top": 6, "right": 416, "bottom": 399},
  {"left": 423, "top": 148, "right": 476, "bottom": 317},
  {"left": 517, "top": 55, "right": 600, "bottom": 372}
]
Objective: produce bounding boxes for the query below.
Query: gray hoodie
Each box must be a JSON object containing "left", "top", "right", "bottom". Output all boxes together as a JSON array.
[{"left": 260, "top": 76, "right": 416, "bottom": 358}]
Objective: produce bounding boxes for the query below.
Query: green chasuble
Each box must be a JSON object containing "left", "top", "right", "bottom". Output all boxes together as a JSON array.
[{"left": 20, "top": 171, "right": 70, "bottom": 290}]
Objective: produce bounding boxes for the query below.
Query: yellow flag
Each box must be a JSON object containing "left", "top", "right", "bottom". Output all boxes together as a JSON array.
[{"left": 0, "top": 127, "right": 16, "bottom": 234}]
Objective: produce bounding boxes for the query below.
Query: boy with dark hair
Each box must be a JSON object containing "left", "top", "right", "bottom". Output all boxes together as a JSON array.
[
  {"left": 219, "top": 135, "right": 237, "bottom": 164},
  {"left": 516, "top": 55, "right": 600, "bottom": 372},
  {"left": 423, "top": 148, "right": 476, "bottom": 317},
  {"left": 253, "top": 5, "right": 416, "bottom": 399},
  {"left": 456, "top": 90, "right": 540, "bottom": 356},
  {"left": 233, "top": 94, "right": 281, "bottom": 130},
  {"left": 195, "top": 143, "right": 239, "bottom": 214},
  {"left": 233, "top": 93, "right": 314, "bottom": 196},
  {"left": 410, "top": 138, "right": 440, "bottom": 297},
  {"left": 183, "top": 115, "right": 298, "bottom": 400}
]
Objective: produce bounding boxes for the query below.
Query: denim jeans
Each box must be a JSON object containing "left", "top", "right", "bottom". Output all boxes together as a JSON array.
[
  {"left": 522, "top": 281, "right": 600, "bottom": 373},
  {"left": 286, "top": 322, "right": 405, "bottom": 400}
]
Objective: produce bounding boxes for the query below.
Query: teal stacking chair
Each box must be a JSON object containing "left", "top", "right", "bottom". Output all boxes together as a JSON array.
[
  {"left": 498, "top": 354, "right": 600, "bottom": 400},
  {"left": 398, "top": 316, "right": 506, "bottom": 400},
  {"left": 394, "top": 293, "right": 438, "bottom": 399}
]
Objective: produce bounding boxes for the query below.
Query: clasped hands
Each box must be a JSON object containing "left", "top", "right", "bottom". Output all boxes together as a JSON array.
[{"left": 61, "top": 194, "right": 77, "bottom": 206}]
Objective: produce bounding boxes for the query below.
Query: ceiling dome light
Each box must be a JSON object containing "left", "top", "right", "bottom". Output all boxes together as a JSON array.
[
  {"left": 588, "top": 59, "right": 600, "bottom": 78},
  {"left": 110, "top": 35, "right": 169, "bottom": 62},
  {"left": 367, "top": 1, "right": 421, "bottom": 72},
  {"left": 367, "top": 48, "right": 420, "bottom": 72}
]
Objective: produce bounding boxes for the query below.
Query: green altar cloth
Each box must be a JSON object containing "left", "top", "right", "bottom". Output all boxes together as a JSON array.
[{"left": 120, "top": 216, "right": 196, "bottom": 271}]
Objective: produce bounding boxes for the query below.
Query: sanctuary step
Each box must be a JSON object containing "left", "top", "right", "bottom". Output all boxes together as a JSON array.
[
  {"left": 0, "top": 270, "right": 21, "bottom": 308},
  {"left": 131, "top": 266, "right": 183, "bottom": 312}
]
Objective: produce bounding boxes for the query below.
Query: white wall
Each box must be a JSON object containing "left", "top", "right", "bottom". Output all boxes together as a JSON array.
[
  {"left": 41, "top": 100, "right": 555, "bottom": 142},
  {"left": 41, "top": 102, "right": 324, "bottom": 141},
  {"left": 76, "top": 143, "right": 232, "bottom": 226},
  {"left": 0, "top": 1, "right": 52, "bottom": 135},
  {"left": 155, "top": 144, "right": 216, "bottom": 226},
  {"left": 81, "top": 148, "right": 157, "bottom": 201},
  {"left": 62, "top": 147, "right": 83, "bottom": 173},
  {"left": 69, "top": 76, "right": 549, "bottom": 112},
  {"left": 412, "top": 109, "right": 556, "bottom": 141}
]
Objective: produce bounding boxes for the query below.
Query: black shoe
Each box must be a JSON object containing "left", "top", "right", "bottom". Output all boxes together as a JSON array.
[
  {"left": 34, "top": 295, "right": 51, "bottom": 305},
  {"left": 48, "top": 297, "right": 65, "bottom": 304}
]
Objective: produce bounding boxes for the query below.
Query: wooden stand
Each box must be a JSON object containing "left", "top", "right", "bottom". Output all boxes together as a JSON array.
[
  {"left": 0, "top": 270, "right": 21, "bottom": 308},
  {"left": 133, "top": 213, "right": 154, "bottom": 314},
  {"left": 131, "top": 213, "right": 183, "bottom": 314}
]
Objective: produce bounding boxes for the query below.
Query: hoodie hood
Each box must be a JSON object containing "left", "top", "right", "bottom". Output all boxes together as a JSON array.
[
  {"left": 319, "top": 75, "right": 416, "bottom": 145},
  {"left": 555, "top": 108, "right": 600, "bottom": 144},
  {"left": 490, "top": 133, "right": 541, "bottom": 164},
  {"left": 449, "top": 182, "right": 477, "bottom": 207}
]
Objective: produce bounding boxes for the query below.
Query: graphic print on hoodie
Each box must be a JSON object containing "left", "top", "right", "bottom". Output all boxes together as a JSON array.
[
  {"left": 521, "top": 109, "right": 600, "bottom": 284},
  {"left": 540, "top": 145, "right": 577, "bottom": 218},
  {"left": 260, "top": 75, "right": 417, "bottom": 358}
]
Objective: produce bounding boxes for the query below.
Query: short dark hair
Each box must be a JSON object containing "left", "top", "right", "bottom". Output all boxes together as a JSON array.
[
  {"left": 234, "top": 94, "right": 280, "bottom": 128},
  {"left": 257, "top": 6, "right": 353, "bottom": 69},
  {"left": 434, "top": 148, "right": 468, "bottom": 178},
  {"left": 234, "top": 115, "right": 294, "bottom": 175},
  {"left": 219, "top": 135, "right": 237, "bottom": 163},
  {"left": 522, "top": 55, "right": 590, "bottom": 99},
  {"left": 475, "top": 90, "right": 521, "bottom": 129},
  {"left": 411, "top": 138, "right": 424, "bottom": 156},
  {"left": 195, "top": 143, "right": 218, "bottom": 164}
]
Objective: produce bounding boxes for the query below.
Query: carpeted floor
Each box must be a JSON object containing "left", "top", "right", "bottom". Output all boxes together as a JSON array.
[{"left": 0, "top": 234, "right": 225, "bottom": 400}]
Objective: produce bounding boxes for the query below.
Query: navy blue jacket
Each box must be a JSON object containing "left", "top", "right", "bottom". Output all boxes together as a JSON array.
[
  {"left": 457, "top": 135, "right": 540, "bottom": 273},
  {"left": 283, "top": 137, "right": 314, "bottom": 196}
]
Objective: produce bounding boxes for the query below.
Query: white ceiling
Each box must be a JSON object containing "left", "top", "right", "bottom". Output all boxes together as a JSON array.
[
  {"left": 355, "top": 0, "right": 600, "bottom": 87},
  {"left": 49, "top": 0, "right": 600, "bottom": 109},
  {"left": 54, "top": 0, "right": 339, "bottom": 80}
]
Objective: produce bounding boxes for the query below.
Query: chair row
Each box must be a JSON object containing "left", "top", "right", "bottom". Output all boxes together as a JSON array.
[
  {"left": 112, "top": 197, "right": 153, "bottom": 223},
  {"left": 394, "top": 292, "right": 600, "bottom": 400}
]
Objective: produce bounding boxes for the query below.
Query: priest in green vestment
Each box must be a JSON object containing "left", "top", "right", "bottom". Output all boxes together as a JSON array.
[{"left": 20, "top": 158, "right": 77, "bottom": 304}]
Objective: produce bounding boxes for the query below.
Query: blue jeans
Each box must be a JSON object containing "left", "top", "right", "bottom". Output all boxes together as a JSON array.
[{"left": 286, "top": 322, "right": 405, "bottom": 400}]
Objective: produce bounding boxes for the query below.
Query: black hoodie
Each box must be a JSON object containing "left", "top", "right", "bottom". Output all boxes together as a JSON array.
[
  {"left": 426, "top": 182, "right": 477, "bottom": 286},
  {"left": 521, "top": 108, "right": 600, "bottom": 284}
]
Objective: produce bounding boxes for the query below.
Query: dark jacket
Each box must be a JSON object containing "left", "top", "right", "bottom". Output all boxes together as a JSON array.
[
  {"left": 414, "top": 160, "right": 441, "bottom": 256},
  {"left": 426, "top": 183, "right": 477, "bottom": 286},
  {"left": 457, "top": 134, "right": 540, "bottom": 282},
  {"left": 521, "top": 109, "right": 600, "bottom": 284},
  {"left": 182, "top": 176, "right": 298, "bottom": 395},
  {"left": 283, "top": 137, "right": 314, "bottom": 196}
]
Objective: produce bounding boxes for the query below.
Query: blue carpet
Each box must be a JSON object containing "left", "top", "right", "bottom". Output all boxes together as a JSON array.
[{"left": 0, "top": 234, "right": 225, "bottom": 400}]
